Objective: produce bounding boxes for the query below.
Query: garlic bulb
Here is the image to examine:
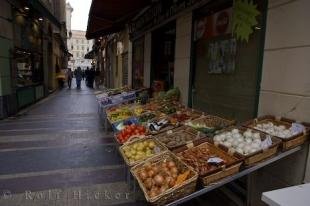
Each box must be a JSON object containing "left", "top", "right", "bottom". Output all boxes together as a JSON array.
[
  {"left": 214, "top": 128, "right": 267, "bottom": 155},
  {"left": 254, "top": 122, "right": 295, "bottom": 138}
]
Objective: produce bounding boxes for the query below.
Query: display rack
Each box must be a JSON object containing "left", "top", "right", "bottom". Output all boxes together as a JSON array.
[{"left": 166, "top": 146, "right": 302, "bottom": 206}]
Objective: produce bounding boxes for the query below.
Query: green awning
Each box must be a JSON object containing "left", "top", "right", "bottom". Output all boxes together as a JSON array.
[{"left": 29, "top": 0, "right": 61, "bottom": 28}]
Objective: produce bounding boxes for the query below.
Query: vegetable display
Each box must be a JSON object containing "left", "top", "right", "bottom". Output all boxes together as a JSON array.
[
  {"left": 178, "top": 143, "right": 237, "bottom": 176},
  {"left": 138, "top": 112, "right": 156, "bottom": 123},
  {"left": 136, "top": 160, "right": 191, "bottom": 199},
  {"left": 155, "top": 128, "right": 202, "bottom": 149},
  {"left": 116, "top": 124, "right": 146, "bottom": 144},
  {"left": 254, "top": 122, "right": 298, "bottom": 138},
  {"left": 213, "top": 128, "right": 272, "bottom": 155},
  {"left": 185, "top": 115, "right": 234, "bottom": 135}
]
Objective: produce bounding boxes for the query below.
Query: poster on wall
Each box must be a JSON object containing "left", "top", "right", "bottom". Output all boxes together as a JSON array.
[
  {"left": 195, "top": 7, "right": 233, "bottom": 41},
  {"left": 194, "top": 7, "right": 236, "bottom": 74},
  {"left": 207, "top": 38, "right": 236, "bottom": 74}
]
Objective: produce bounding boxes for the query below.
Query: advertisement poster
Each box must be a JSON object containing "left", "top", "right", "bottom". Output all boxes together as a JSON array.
[
  {"left": 207, "top": 38, "right": 236, "bottom": 74},
  {"left": 194, "top": 7, "right": 236, "bottom": 74}
]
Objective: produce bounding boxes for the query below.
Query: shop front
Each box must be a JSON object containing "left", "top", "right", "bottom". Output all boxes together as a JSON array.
[
  {"left": 191, "top": 0, "right": 267, "bottom": 122},
  {"left": 12, "top": 10, "right": 45, "bottom": 109}
]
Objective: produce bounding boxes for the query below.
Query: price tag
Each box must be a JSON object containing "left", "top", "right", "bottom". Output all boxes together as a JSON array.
[
  {"left": 167, "top": 130, "right": 173, "bottom": 135},
  {"left": 290, "top": 123, "right": 306, "bottom": 135},
  {"left": 261, "top": 135, "right": 272, "bottom": 150},
  {"left": 207, "top": 157, "right": 224, "bottom": 164}
]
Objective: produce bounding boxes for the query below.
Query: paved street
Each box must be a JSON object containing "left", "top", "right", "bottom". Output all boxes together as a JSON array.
[
  {"left": 0, "top": 81, "right": 140, "bottom": 206},
  {"left": 0, "top": 81, "right": 235, "bottom": 206}
]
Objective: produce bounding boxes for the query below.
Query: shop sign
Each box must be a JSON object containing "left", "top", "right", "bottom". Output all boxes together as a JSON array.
[
  {"left": 206, "top": 38, "right": 237, "bottom": 74},
  {"left": 232, "top": 0, "right": 260, "bottom": 42},
  {"left": 194, "top": 7, "right": 232, "bottom": 41},
  {"left": 129, "top": 0, "right": 207, "bottom": 38}
]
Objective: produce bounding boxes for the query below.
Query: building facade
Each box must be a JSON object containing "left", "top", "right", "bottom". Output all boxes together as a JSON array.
[
  {"left": 0, "top": 0, "right": 68, "bottom": 118},
  {"left": 86, "top": 0, "right": 310, "bottom": 205},
  {"left": 67, "top": 30, "right": 93, "bottom": 70}
]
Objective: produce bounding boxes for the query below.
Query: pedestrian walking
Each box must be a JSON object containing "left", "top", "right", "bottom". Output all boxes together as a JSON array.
[
  {"left": 88, "top": 67, "right": 95, "bottom": 88},
  {"left": 82, "top": 69, "right": 85, "bottom": 81},
  {"left": 74, "top": 67, "right": 83, "bottom": 89},
  {"left": 95, "top": 68, "right": 101, "bottom": 89},
  {"left": 67, "top": 68, "right": 73, "bottom": 89},
  {"left": 85, "top": 67, "right": 90, "bottom": 86}
]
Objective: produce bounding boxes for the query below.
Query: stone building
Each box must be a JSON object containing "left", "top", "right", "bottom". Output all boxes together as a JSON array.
[
  {"left": 0, "top": 0, "right": 68, "bottom": 118},
  {"left": 67, "top": 30, "right": 93, "bottom": 70}
]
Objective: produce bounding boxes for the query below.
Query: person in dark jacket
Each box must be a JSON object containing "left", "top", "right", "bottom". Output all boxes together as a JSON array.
[{"left": 85, "top": 67, "right": 90, "bottom": 86}]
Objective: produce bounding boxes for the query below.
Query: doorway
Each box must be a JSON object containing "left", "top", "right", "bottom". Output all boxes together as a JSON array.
[{"left": 151, "top": 21, "right": 176, "bottom": 91}]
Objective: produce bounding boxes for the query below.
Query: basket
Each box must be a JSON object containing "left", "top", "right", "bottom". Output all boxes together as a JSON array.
[
  {"left": 212, "top": 126, "right": 281, "bottom": 166},
  {"left": 243, "top": 115, "right": 308, "bottom": 150},
  {"left": 168, "top": 108, "right": 203, "bottom": 125},
  {"left": 185, "top": 115, "right": 235, "bottom": 136},
  {"left": 154, "top": 126, "right": 207, "bottom": 150},
  {"left": 176, "top": 139, "right": 242, "bottom": 186},
  {"left": 119, "top": 137, "right": 168, "bottom": 167},
  {"left": 131, "top": 151, "right": 198, "bottom": 205}
]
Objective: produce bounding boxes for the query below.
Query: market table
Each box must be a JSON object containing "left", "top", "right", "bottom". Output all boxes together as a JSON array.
[
  {"left": 165, "top": 146, "right": 302, "bottom": 206},
  {"left": 261, "top": 182, "right": 310, "bottom": 206}
]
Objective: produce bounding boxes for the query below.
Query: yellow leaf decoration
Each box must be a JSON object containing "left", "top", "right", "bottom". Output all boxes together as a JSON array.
[{"left": 233, "top": 0, "right": 260, "bottom": 42}]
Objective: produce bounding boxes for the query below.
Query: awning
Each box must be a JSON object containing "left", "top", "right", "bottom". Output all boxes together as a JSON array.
[
  {"left": 86, "top": 0, "right": 151, "bottom": 39},
  {"left": 29, "top": 0, "right": 61, "bottom": 28},
  {"left": 85, "top": 49, "right": 95, "bottom": 59}
]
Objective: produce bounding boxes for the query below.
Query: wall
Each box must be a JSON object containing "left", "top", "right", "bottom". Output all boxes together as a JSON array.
[
  {"left": 258, "top": 0, "right": 310, "bottom": 182},
  {"left": 144, "top": 32, "right": 151, "bottom": 88},
  {"left": 174, "top": 12, "right": 192, "bottom": 105},
  {"left": 0, "top": 0, "right": 13, "bottom": 118},
  {"left": 248, "top": 0, "right": 310, "bottom": 205}
]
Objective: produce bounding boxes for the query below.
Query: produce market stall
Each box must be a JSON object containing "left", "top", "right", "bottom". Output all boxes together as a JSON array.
[
  {"left": 102, "top": 88, "right": 309, "bottom": 205},
  {"left": 96, "top": 87, "right": 148, "bottom": 132}
]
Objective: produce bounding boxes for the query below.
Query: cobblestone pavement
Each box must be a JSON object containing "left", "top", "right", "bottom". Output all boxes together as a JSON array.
[{"left": 0, "top": 81, "right": 236, "bottom": 206}]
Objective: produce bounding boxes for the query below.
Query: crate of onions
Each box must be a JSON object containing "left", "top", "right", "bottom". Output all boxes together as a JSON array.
[
  {"left": 243, "top": 115, "right": 308, "bottom": 150},
  {"left": 213, "top": 127, "right": 281, "bottom": 166},
  {"left": 175, "top": 139, "right": 242, "bottom": 186},
  {"left": 131, "top": 151, "right": 198, "bottom": 206}
]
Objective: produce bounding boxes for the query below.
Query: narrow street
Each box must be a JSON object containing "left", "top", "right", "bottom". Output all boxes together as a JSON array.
[{"left": 0, "top": 81, "right": 139, "bottom": 206}]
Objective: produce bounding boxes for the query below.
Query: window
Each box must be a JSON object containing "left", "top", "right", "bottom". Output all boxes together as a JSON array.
[
  {"left": 87, "top": 47, "right": 89, "bottom": 52},
  {"left": 82, "top": 46, "right": 84, "bottom": 50},
  {"left": 76, "top": 39, "right": 78, "bottom": 44},
  {"left": 71, "top": 45, "right": 73, "bottom": 50}
]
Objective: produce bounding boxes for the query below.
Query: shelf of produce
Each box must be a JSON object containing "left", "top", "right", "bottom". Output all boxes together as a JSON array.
[{"left": 166, "top": 146, "right": 301, "bottom": 206}]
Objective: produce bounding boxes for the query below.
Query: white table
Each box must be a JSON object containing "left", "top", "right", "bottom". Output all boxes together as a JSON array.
[{"left": 262, "top": 183, "right": 310, "bottom": 206}]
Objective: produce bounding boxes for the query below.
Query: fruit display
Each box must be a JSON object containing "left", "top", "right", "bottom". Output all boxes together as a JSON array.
[
  {"left": 112, "top": 117, "right": 139, "bottom": 132},
  {"left": 107, "top": 107, "right": 133, "bottom": 123},
  {"left": 213, "top": 128, "right": 273, "bottom": 156},
  {"left": 121, "top": 138, "right": 166, "bottom": 165},
  {"left": 131, "top": 151, "right": 197, "bottom": 203},
  {"left": 177, "top": 142, "right": 238, "bottom": 176},
  {"left": 116, "top": 124, "right": 146, "bottom": 144},
  {"left": 138, "top": 112, "right": 157, "bottom": 123},
  {"left": 132, "top": 105, "right": 146, "bottom": 116},
  {"left": 185, "top": 115, "right": 234, "bottom": 135},
  {"left": 155, "top": 127, "right": 204, "bottom": 149},
  {"left": 147, "top": 118, "right": 177, "bottom": 134}
]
